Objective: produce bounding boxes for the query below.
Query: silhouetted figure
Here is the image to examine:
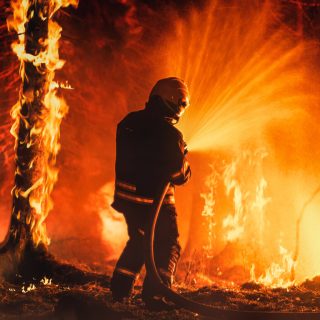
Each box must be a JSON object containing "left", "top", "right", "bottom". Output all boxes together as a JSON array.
[{"left": 111, "top": 77, "right": 191, "bottom": 310}]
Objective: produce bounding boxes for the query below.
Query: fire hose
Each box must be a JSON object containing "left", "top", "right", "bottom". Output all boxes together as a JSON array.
[{"left": 144, "top": 181, "right": 320, "bottom": 319}]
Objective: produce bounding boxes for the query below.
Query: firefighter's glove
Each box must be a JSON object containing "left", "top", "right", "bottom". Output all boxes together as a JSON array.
[
  {"left": 170, "top": 159, "right": 191, "bottom": 185},
  {"left": 183, "top": 142, "right": 188, "bottom": 155}
]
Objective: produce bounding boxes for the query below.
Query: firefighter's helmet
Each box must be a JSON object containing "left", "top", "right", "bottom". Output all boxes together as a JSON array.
[{"left": 148, "top": 77, "right": 190, "bottom": 122}]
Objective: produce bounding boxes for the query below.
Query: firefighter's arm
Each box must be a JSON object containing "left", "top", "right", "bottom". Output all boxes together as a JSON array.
[{"left": 170, "top": 140, "right": 191, "bottom": 185}]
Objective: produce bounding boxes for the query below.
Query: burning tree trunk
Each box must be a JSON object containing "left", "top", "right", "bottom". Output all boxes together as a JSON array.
[
  {"left": 6, "top": 0, "right": 50, "bottom": 254},
  {"left": 1, "top": 0, "right": 52, "bottom": 279},
  {"left": 0, "top": 0, "right": 91, "bottom": 283}
]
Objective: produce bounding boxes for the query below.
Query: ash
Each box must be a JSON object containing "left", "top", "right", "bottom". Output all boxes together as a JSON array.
[{"left": 1, "top": 268, "right": 320, "bottom": 320}]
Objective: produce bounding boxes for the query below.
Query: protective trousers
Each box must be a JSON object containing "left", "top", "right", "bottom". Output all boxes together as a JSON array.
[{"left": 110, "top": 204, "right": 181, "bottom": 301}]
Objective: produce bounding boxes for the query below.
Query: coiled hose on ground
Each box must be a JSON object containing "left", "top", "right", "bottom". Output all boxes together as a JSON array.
[{"left": 144, "top": 181, "right": 320, "bottom": 320}]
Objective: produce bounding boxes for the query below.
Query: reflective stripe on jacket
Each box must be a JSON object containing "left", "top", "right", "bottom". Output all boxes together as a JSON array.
[
  {"left": 112, "top": 106, "right": 190, "bottom": 211},
  {"left": 114, "top": 180, "right": 175, "bottom": 205}
]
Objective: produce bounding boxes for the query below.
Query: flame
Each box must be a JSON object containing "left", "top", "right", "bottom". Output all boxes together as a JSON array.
[
  {"left": 22, "top": 283, "right": 36, "bottom": 293},
  {"left": 5, "top": 0, "right": 319, "bottom": 289},
  {"left": 197, "top": 150, "right": 320, "bottom": 287},
  {"left": 200, "top": 165, "right": 218, "bottom": 257},
  {"left": 251, "top": 245, "right": 296, "bottom": 288},
  {"left": 40, "top": 276, "right": 52, "bottom": 285},
  {"left": 194, "top": 150, "right": 278, "bottom": 284},
  {"left": 89, "top": 183, "right": 128, "bottom": 260},
  {"left": 8, "top": 0, "right": 78, "bottom": 246},
  {"left": 157, "top": 1, "right": 318, "bottom": 287},
  {"left": 222, "top": 150, "right": 271, "bottom": 244}
]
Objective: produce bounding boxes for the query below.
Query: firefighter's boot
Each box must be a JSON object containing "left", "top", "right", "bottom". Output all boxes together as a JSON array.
[
  {"left": 110, "top": 268, "right": 136, "bottom": 302},
  {"left": 142, "top": 264, "right": 178, "bottom": 311}
]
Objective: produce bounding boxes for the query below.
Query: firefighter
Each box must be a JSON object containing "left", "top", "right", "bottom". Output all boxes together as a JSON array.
[{"left": 110, "top": 77, "right": 191, "bottom": 310}]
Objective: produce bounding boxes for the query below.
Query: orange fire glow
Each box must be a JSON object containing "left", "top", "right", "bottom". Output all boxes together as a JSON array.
[
  {"left": 7, "top": 0, "right": 78, "bottom": 246},
  {"left": 157, "top": 0, "right": 320, "bottom": 286},
  {"left": 87, "top": 182, "right": 128, "bottom": 261},
  {"left": 4, "top": 0, "right": 320, "bottom": 290}
]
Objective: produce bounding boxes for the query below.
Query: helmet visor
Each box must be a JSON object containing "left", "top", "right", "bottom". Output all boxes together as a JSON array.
[{"left": 176, "top": 96, "right": 190, "bottom": 117}]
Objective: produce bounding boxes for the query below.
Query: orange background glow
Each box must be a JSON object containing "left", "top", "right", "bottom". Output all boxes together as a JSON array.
[{"left": 1, "top": 0, "right": 320, "bottom": 286}]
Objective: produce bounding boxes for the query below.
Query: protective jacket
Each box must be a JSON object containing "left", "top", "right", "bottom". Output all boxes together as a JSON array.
[{"left": 112, "top": 104, "right": 191, "bottom": 212}]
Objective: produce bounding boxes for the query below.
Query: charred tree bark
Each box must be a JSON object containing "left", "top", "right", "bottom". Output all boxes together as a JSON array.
[
  {"left": 0, "top": 1, "right": 110, "bottom": 287},
  {"left": 7, "top": 0, "right": 49, "bottom": 252},
  {"left": 0, "top": 1, "right": 51, "bottom": 280}
]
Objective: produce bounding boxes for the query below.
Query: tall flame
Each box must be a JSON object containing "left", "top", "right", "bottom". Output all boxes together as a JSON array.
[
  {"left": 200, "top": 165, "right": 218, "bottom": 257},
  {"left": 7, "top": 0, "right": 78, "bottom": 246},
  {"left": 222, "top": 150, "right": 271, "bottom": 244},
  {"left": 196, "top": 150, "right": 294, "bottom": 285}
]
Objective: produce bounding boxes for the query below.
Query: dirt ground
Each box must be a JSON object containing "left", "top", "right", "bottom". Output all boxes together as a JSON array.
[{"left": 1, "top": 268, "right": 320, "bottom": 320}]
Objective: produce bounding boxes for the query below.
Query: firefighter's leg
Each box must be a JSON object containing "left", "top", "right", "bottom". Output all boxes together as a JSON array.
[
  {"left": 111, "top": 210, "right": 145, "bottom": 302},
  {"left": 142, "top": 205, "right": 181, "bottom": 308}
]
